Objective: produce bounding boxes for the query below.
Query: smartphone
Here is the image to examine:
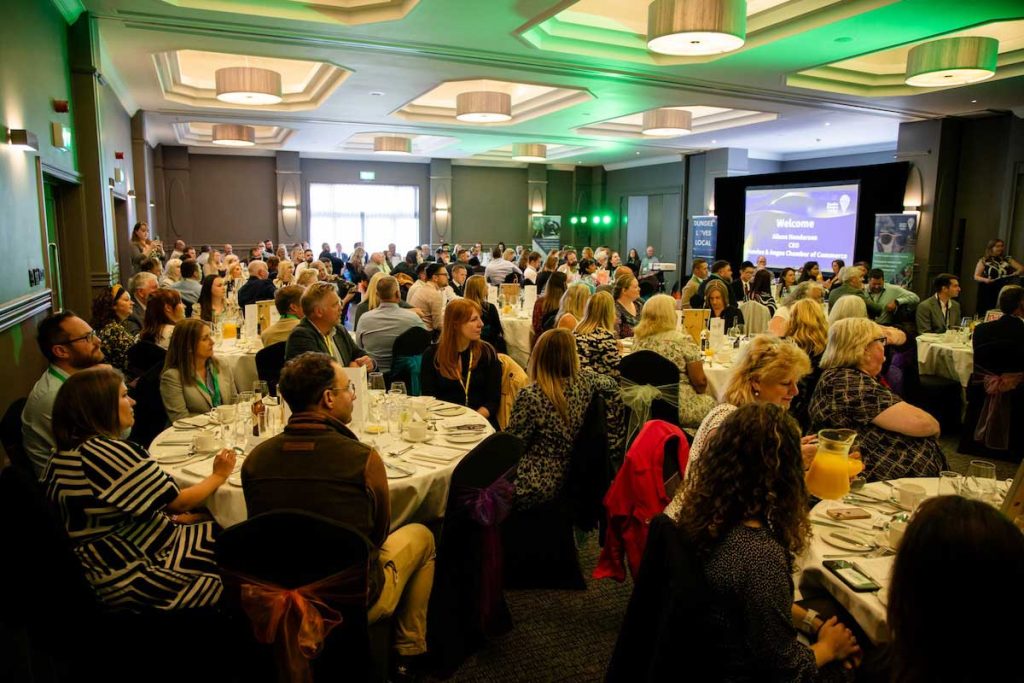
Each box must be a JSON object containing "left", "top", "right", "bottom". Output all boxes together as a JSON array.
[
  {"left": 826, "top": 506, "right": 871, "bottom": 521},
  {"left": 823, "top": 560, "right": 881, "bottom": 592}
]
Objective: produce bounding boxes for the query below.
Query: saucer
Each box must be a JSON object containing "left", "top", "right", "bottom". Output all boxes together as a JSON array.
[
  {"left": 444, "top": 431, "right": 484, "bottom": 445},
  {"left": 401, "top": 430, "right": 434, "bottom": 443}
]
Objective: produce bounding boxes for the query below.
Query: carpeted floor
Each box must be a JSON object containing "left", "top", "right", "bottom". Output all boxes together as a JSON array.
[{"left": 435, "top": 437, "right": 1020, "bottom": 683}]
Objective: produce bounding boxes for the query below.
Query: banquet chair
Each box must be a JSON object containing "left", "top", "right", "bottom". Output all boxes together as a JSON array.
[
  {"left": 738, "top": 299, "right": 771, "bottom": 334},
  {"left": 427, "top": 433, "right": 523, "bottom": 677},
  {"left": 215, "top": 510, "right": 386, "bottom": 683},
  {"left": 390, "top": 326, "right": 432, "bottom": 394},
  {"left": 0, "top": 464, "right": 233, "bottom": 683},
  {"left": 0, "top": 397, "right": 30, "bottom": 474},
  {"left": 618, "top": 351, "right": 681, "bottom": 438},
  {"left": 255, "top": 341, "right": 286, "bottom": 396},
  {"left": 125, "top": 339, "right": 166, "bottom": 382},
  {"left": 127, "top": 361, "right": 169, "bottom": 449}
]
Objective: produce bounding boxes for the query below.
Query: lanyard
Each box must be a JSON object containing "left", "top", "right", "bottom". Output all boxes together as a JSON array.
[
  {"left": 457, "top": 350, "right": 474, "bottom": 406},
  {"left": 280, "top": 314, "right": 297, "bottom": 320},
  {"left": 196, "top": 363, "right": 222, "bottom": 407},
  {"left": 48, "top": 366, "right": 68, "bottom": 384},
  {"left": 324, "top": 332, "right": 339, "bottom": 361}
]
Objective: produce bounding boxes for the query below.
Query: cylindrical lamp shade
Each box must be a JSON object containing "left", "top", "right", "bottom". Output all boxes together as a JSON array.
[
  {"left": 647, "top": 0, "right": 746, "bottom": 56},
  {"left": 211, "top": 124, "right": 256, "bottom": 146},
  {"left": 641, "top": 108, "right": 693, "bottom": 136},
  {"left": 373, "top": 136, "right": 412, "bottom": 154},
  {"left": 905, "top": 36, "right": 998, "bottom": 87},
  {"left": 512, "top": 143, "right": 547, "bottom": 162},
  {"left": 455, "top": 91, "right": 512, "bottom": 122},
  {"left": 215, "top": 67, "right": 283, "bottom": 105}
]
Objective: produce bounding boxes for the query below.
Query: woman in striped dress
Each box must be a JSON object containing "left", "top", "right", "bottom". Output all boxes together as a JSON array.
[{"left": 44, "top": 366, "right": 236, "bottom": 611}]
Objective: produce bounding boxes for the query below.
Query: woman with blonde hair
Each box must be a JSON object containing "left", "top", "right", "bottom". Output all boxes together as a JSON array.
[
  {"left": 574, "top": 291, "right": 620, "bottom": 376},
  {"left": 769, "top": 281, "right": 824, "bottom": 335},
  {"left": 507, "top": 328, "right": 617, "bottom": 508},
  {"left": 420, "top": 298, "right": 502, "bottom": 424},
  {"left": 828, "top": 294, "right": 906, "bottom": 346},
  {"left": 160, "top": 258, "right": 182, "bottom": 288},
  {"left": 160, "top": 319, "right": 238, "bottom": 421},
  {"left": 352, "top": 270, "right": 417, "bottom": 331},
  {"left": 203, "top": 250, "right": 223, "bottom": 278},
  {"left": 296, "top": 269, "right": 319, "bottom": 288},
  {"left": 273, "top": 260, "right": 294, "bottom": 289},
  {"left": 557, "top": 282, "right": 591, "bottom": 330},
  {"left": 463, "top": 274, "right": 506, "bottom": 353},
  {"left": 664, "top": 335, "right": 813, "bottom": 517},
  {"left": 632, "top": 294, "right": 716, "bottom": 429},
  {"left": 809, "top": 318, "right": 945, "bottom": 481},
  {"left": 785, "top": 298, "right": 829, "bottom": 432}
]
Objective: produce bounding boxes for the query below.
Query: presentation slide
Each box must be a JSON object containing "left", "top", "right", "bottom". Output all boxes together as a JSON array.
[{"left": 743, "top": 182, "right": 860, "bottom": 270}]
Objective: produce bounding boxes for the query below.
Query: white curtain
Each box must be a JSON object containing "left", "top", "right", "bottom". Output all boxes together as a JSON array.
[{"left": 309, "top": 183, "right": 419, "bottom": 253}]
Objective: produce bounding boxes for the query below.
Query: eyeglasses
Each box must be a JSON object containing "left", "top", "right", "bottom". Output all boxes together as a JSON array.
[
  {"left": 330, "top": 381, "right": 357, "bottom": 398},
  {"left": 60, "top": 330, "right": 98, "bottom": 345}
]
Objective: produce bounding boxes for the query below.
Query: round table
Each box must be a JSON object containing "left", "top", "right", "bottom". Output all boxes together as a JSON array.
[
  {"left": 797, "top": 477, "right": 942, "bottom": 644},
  {"left": 499, "top": 313, "right": 532, "bottom": 370},
  {"left": 703, "top": 361, "right": 735, "bottom": 402},
  {"left": 149, "top": 398, "right": 494, "bottom": 532},
  {"left": 215, "top": 338, "right": 261, "bottom": 391},
  {"left": 916, "top": 333, "right": 973, "bottom": 387}
]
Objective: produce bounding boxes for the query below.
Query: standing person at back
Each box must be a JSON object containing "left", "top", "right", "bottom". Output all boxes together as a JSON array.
[
  {"left": 915, "top": 273, "right": 961, "bottom": 334},
  {"left": 639, "top": 245, "right": 660, "bottom": 277},
  {"left": 22, "top": 311, "right": 105, "bottom": 477}
]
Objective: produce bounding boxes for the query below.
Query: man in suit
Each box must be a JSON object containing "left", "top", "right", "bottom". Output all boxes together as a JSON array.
[
  {"left": 729, "top": 261, "right": 756, "bottom": 304},
  {"left": 261, "top": 285, "right": 305, "bottom": 347},
  {"left": 916, "top": 273, "right": 962, "bottom": 334},
  {"left": 125, "top": 271, "right": 159, "bottom": 334},
  {"left": 319, "top": 242, "right": 344, "bottom": 275},
  {"left": 691, "top": 259, "right": 733, "bottom": 309},
  {"left": 284, "top": 281, "right": 375, "bottom": 369},
  {"left": 237, "top": 260, "right": 278, "bottom": 309}
]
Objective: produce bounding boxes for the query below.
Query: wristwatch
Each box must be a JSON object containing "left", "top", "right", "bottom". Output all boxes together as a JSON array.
[{"left": 802, "top": 608, "right": 820, "bottom": 635}]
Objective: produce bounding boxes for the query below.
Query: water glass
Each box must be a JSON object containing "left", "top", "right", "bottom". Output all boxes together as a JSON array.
[
  {"left": 369, "top": 372, "right": 386, "bottom": 393},
  {"left": 390, "top": 382, "right": 407, "bottom": 397},
  {"left": 964, "top": 460, "right": 997, "bottom": 499},
  {"left": 937, "top": 470, "right": 962, "bottom": 497}
]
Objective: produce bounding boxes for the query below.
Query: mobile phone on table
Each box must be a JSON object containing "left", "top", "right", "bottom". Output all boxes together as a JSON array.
[
  {"left": 826, "top": 506, "right": 871, "bottom": 521},
  {"left": 823, "top": 560, "right": 881, "bottom": 592}
]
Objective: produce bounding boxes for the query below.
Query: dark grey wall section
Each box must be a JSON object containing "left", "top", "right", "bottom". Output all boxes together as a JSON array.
[
  {"left": 190, "top": 154, "right": 278, "bottom": 246},
  {"left": 606, "top": 161, "right": 685, "bottom": 252},
  {"left": 546, "top": 170, "right": 574, "bottom": 226},
  {"left": 780, "top": 150, "right": 896, "bottom": 173},
  {"left": 451, "top": 165, "right": 528, "bottom": 248},
  {"left": 300, "top": 158, "right": 431, "bottom": 245}
]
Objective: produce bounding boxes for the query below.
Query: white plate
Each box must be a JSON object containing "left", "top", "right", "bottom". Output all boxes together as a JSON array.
[
  {"left": 401, "top": 431, "right": 434, "bottom": 443},
  {"left": 821, "top": 531, "right": 877, "bottom": 552},
  {"left": 385, "top": 465, "right": 413, "bottom": 479},
  {"left": 431, "top": 405, "right": 466, "bottom": 417},
  {"left": 444, "top": 431, "right": 484, "bottom": 445},
  {"left": 173, "top": 415, "right": 211, "bottom": 429}
]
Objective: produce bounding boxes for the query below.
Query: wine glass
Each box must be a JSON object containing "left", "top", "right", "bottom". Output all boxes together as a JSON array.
[
  {"left": 937, "top": 471, "right": 962, "bottom": 497},
  {"left": 965, "top": 460, "right": 997, "bottom": 500},
  {"left": 390, "top": 382, "right": 407, "bottom": 397},
  {"left": 367, "top": 372, "right": 387, "bottom": 434}
]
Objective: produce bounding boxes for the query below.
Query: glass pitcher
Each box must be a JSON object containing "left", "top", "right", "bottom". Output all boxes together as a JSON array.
[{"left": 805, "top": 429, "right": 860, "bottom": 499}]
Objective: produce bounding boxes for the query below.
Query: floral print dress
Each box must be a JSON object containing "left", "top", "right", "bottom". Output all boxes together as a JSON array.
[{"left": 631, "top": 330, "right": 717, "bottom": 429}]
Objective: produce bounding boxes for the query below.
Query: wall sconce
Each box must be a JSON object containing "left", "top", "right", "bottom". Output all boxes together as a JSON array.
[
  {"left": 6, "top": 128, "right": 39, "bottom": 152},
  {"left": 434, "top": 205, "right": 449, "bottom": 214},
  {"left": 904, "top": 165, "right": 924, "bottom": 211}
]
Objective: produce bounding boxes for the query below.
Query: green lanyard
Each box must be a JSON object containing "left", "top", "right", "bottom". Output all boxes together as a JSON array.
[
  {"left": 48, "top": 366, "right": 68, "bottom": 384},
  {"left": 280, "top": 314, "right": 297, "bottom": 320},
  {"left": 196, "top": 363, "right": 222, "bottom": 407}
]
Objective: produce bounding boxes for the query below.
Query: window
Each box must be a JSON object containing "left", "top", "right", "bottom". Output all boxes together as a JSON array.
[{"left": 309, "top": 183, "right": 419, "bottom": 253}]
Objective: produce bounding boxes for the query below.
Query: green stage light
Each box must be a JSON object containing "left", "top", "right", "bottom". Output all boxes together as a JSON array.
[
  {"left": 580, "top": 216, "right": 588, "bottom": 223},
  {"left": 570, "top": 216, "right": 578, "bottom": 225},
  {"left": 602, "top": 214, "right": 612, "bottom": 225},
  {"left": 591, "top": 215, "right": 600, "bottom": 225}
]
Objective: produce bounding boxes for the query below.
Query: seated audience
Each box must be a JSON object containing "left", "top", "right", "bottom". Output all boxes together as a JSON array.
[
  {"left": 353, "top": 271, "right": 416, "bottom": 331},
  {"left": 535, "top": 254, "right": 559, "bottom": 294},
  {"left": 92, "top": 284, "right": 137, "bottom": 374},
  {"left": 140, "top": 288, "right": 185, "bottom": 349},
  {"left": 704, "top": 279, "right": 743, "bottom": 330},
  {"left": 125, "top": 271, "right": 159, "bottom": 334},
  {"left": 45, "top": 366, "right": 235, "bottom": 610},
  {"left": 195, "top": 275, "right": 228, "bottom": 324},
  {"left": 420, "top": 299, "right": 501, "bottom": 423},
  {"left": 260, "top": 285, "right": 305, "bottom": 347},
  {"left": 827, "top": 267, "right": 882, "bottom": 318},
  {"left": 865, "top": 268, "right": 919, "bottom": 326},
  {"left": 828, "top": 295, "right": 906, "bottom": 346},
  {"left": 160, "top": 319, "right": 238, "bottom": 421},
  {"left": 769, "top": 281, "right": 824, "bottom": 335},
  {"left": 675, "top": 403, "right": 861, "bottom": 680},
  {"left": 573, "top": 291, "right": 626, "bottom": 457},
  {"left": 784, "top": 298, "right": 829, "bottom": 433},
  {"left": 748, "top": 268, "right": 778, "bottom": 315},
  {"left": 557, "top": 283, "right": 591, "bottom": 330},
  {"left": 236, "top": 260, "right": 277, "bottom": 308},
  {"left": 507, "top": 328, "right": 617, "bottom": 509},
  {"left": 533, "top": 271, "right": 568, "bottom": 339},
  {"left": 357, "top": 276, "right": 427, "bottom": 374},
  {"left": 776, "top": 267, "right": 797, "bottom": 301},
  {"left": 407, "top": 263, "right": 448, "bottom": 332},
  {"left": 874, "top": 496, "right": 1024, "bottom": 683},
  {"left": 485, "top": 248, "right": 523, "bottom": 286},
  {"left": 691, "top": 259, "right": 733, "bottom": 309},
  {"left": 631, "top": 294, "right": 716, "bottom": 429},
  {"left": 22, "top": 311, "right": 105, "bottom": 477},
  {"left": 614, "top": 274, "right": 644, "bottom": 338},
  {"left": 272, "top": 260, "right": 294, "bottom": 289},
  {"left": 809, "top": 318, "right": 946, "bottom": 481},
  {"left": 915, "top": 273, "right": 962, "bottom": 334},
  {"left": 203, "top": 250, "right": 224, "bottom": 278},
  {"left": 242, "top": 352, "right": 434, "bottom": 674},
  {"left": 680, "top": 258, "right": 708, "bottom": 310},
  {"left": 449, "top": 263, "right": 469, "bottom": 297},
  {"left": 284, "top": 281, "right": 374, "bottom": 369},
  {"left": 522, "top": 251, "right": 542, "bottom": 285},
  {"left": 463, "top": 274, "right": 506, "bottom": 353},
  {"left": 730, "top": 261, "right": 756, "bottom": 303},
  {"left": 160, "top": 258, "right": 182, "bottom": 288},
  {"left": 170, "top": 259, "right": 202, "bottom": 310}
]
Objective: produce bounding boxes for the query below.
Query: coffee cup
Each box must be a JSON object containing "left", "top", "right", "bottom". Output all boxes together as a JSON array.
[
  {"left": 888, "top": 520, "right": 907, "bottom": 548},
  {"left": 215, "top": 405, "right": 236, "bottom": 424},
  {"left": 193, "top": 432, "right": 222, "bottom": 453},
  {"left": 893, "top": 483, "right": 927, "bottom": 510},
  {"left": 406, "top": 422, "right": 427, "bottom": 441}
]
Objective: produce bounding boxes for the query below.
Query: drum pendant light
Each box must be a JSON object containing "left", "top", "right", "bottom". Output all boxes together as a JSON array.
[
  {"left": 373, "top": 136, "right": 412, "bottom": 154},
  {"left": 511, "top": 143, "right": 547, "bottom": 162},
  {"left": 905, "top": 36, "right": 998, "bottom": 87},
  {"left": 215, "top": 67, "right": 283, "bottom": 105},
  {"left": 455, "top": 91, "right": 512, "bottom": 122},
  {"left": 211, "top": 124, "right": 256, "bottom": 147},
  {"left": 641, "top": 108, "right": 693, "bottom": 136},
  {"left": 647, "top": 0, "right": 746, "bottom": 56}
]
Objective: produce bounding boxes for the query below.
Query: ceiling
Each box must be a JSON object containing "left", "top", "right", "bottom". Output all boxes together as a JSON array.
[{"left": 83, "top": 0, "right": 1024, "bottom": 167}]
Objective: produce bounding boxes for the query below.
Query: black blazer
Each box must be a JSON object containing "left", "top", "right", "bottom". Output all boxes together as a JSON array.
[
  {"left": 710, "top": 305, "right": 744, "bottom": 330},
  {"left": 284, "top": 317, "right": 369, "bottom": 366},
  {"left": 973, "top": 314, "right": 1024, "bottom": 375},
  {"left": 690, "top": 274, "right": 730, "bottom": 309},
  {"left": 237, "top": 276, "right": 277, "bottom": 308},
  {"left": 419, "top": 344, "right": 501, "bottom": 419}
]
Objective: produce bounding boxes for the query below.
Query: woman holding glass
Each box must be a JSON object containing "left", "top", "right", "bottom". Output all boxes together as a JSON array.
[
  {"left": 45, "top": 366, "right": 235, "bottom": 611},
  {"left": 140, "top": 288, "right": 186, "bottom": 349},
  {"left": 129, "top": 222, "right": 164, "bottom": 274},
  {"left": 420, "top": 299, "right": 502, "bottom": 424},
  {"left": 160, "top": 319, "right": 238, "bottom": 422},
  {"left": 195, "top": 275, "right": 228, "bottom": 324}
]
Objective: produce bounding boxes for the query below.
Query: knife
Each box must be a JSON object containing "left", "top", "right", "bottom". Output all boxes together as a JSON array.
[
  {"left": 385, "top": 462, "right": 414, "bottom": 476},
  {"left": 832, "top": 533, "right": 875, "bottom": 549}
]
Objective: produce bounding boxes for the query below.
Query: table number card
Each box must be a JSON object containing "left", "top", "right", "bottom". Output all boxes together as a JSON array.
[
  {"left": 243, "top": 304, "right": 259, "bottom": 338},
  {"left": 683, "top": 309, "right": 710, "bottom": 345},
  {"left": 342, "top": 366, "right": 368, "bottom": 426}
]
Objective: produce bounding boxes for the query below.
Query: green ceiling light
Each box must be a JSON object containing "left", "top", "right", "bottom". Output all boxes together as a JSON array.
[
  {"left": 647, "top": 0, "right": 746, "bottom": 57},
  {"left": 905, "top": 36, "right": 998, "bottom": 87},
  {"left": 602, "top": 215, "right": 612, "bottom": 225},
  {"left": 592, "top": 215, "right": 600, "bottom": 225},
  {"left": 642, "top": 108, "right": 693, "bottom": 137},
  {"left": 570, "top": 216, "right": 579, "bottom": 225},
  {"left": 580, "top": 216, "right": 588, "bottom": 224}
]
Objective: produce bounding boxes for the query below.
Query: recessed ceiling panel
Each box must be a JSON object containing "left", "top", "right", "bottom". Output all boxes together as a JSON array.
[
  {"left": 474, "top": 142, "right": 594, "bottom": 162},
  {"left": 393, "top": 78, "right": 593, "bottom": 126},
  {"left": 154, "top": 49, "right": 350, "bottom": 111},
  {"left": 340, "top": 131, "right": 458, "bottom": 156},
  {"left": 158, "top": 0, "right": 419, "bottom": 26},
  {"left": 173, "top": 121, "right": 295, "bottom": 147},
  {"left": 578, "top": 105, "right": 778, "bottom": 138}
]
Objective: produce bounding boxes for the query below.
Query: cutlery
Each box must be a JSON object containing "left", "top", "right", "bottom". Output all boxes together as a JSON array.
[
  {"left": 823, "top": 552, "right": 871, "bottom": 559},
  {"left": 384, "top": 462, "right": 414, "bottom": 476},
  {"left": 403, "top": 457, "right": 439, "bottom": 470},
  {"left": 832, "top": 533, "right": 876, "bottom": 550},
  {"left": 814, "top": 515, "right": 875, "bottom": 532},
  {"left": 389, "top": 445, "right": 414, "bottom": 456},
  {"left": 811, "top": 519, "right": 852, "bottom": 530}
]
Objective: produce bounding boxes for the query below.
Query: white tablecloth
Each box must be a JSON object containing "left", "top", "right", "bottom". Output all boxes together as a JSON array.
[
  {"left": 500, "top": 313, "right": 532, "bottom": 370},
  {"left": 149, "top": 399, "right": 494, "bottom": 531},
  {"left": 703, "top": 362, "right": 735, "bottom": 402},
  {"left": 215, "top": 339, "right": 261, "bottom": 392},
  {"left": 916, "top": 334, "right": 973, "bottom": 387},
  {"left": 797, "top": 477, "right": 943, "bottom": 644}
]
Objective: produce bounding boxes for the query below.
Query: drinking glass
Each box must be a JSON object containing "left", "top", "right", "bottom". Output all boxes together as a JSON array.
[
  {"left": 367, "top": 373, "right": 387, "bottom": 434},
  {"left": 965, "top": 460, "right": 997, "bottom": 500},
  {"left": 390, "top": 382, "right": 407, "bottom": 397},
  {"left": 252, "top": 381, "right": 268, "bottom": 402},
  {"left": 937, "top": 470, "right": 962, "bottom": 497}
]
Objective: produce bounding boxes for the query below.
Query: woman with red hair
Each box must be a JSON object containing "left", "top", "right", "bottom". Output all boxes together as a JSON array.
[{"left": 420, "top": 298, "right": 502, "bottom": 424}]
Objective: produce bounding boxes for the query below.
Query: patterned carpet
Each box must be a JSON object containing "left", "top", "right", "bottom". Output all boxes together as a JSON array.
[{"left": 434, "top": 437, "right": 1020, "bottom": 683}]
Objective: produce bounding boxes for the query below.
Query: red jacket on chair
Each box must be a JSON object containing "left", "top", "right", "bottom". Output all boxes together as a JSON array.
[{"left": 594, "top": 420, "right": 690, "bottom": 582}]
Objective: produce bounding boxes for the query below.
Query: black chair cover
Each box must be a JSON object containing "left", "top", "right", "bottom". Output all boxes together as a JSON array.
[{"left": 255, "top": 341, "right": 287, "bottom": 396}]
